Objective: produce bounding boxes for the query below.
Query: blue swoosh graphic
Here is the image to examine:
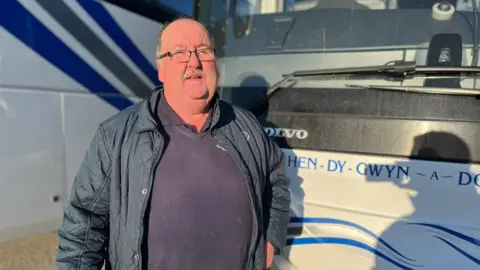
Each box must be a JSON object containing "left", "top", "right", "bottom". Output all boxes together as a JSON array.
[
  {"left": 289, "top": 217, "right": 480, "bottom": 268},
  {"left": 1, "top": 0, "right": 133, "bottom": 110},
  {"left": 408, "top": 223, "right": 480, "bottom": 247},
  {"left": 435, "top": 236, "right": 480, "bottom": 265},
  {"left": 287, "top": 237, "right": 415, "bottom": 270},
  {"left": 77, "top": 0, "right": 159, "bottom": 85},
  {"left": 290, "top": 217, "right": 415, "bottom": 262}
]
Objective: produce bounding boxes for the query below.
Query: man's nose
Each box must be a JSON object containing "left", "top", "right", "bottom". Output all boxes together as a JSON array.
[{"left": 187, "top": 51, "right": 201, "bottom": 67}]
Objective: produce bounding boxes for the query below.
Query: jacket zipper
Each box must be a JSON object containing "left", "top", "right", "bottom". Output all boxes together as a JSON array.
[
  {"left": 214, "top": 132, "right": 258, "bottom": 270},
  {"left": 137, "top": 131, "right": 164, "bottom": 269}
]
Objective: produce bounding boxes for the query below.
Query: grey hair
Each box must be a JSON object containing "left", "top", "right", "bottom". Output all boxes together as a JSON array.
[{"left": 155, "top": 16, "right": 215, "bottom": 60}]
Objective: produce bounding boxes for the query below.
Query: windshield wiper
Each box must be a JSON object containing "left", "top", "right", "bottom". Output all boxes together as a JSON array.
[
  {"left": 267, "top": 60, "right": 480, "bottom": 98},
  {"left": 345, "top": 84, "right": 480, "bottom": 97}
]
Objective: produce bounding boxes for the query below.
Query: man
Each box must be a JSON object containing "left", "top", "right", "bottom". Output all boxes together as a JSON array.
[{"left": 55, "top": 17, "right": 291, "bottom": 270}]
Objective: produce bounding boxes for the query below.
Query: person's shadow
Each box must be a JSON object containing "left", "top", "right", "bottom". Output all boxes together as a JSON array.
[
  {"left": 227, "top": 74, "right": 305, "bottom": 270},
  {"left": 367, "top": 131, "right": 479, "bottom": 270}
]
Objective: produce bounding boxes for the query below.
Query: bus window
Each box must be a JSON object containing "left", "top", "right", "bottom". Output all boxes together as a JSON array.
[
  {"left": 103, "top": 0, "right": 188, "bottom": 24},
  {"left": 157, "top": 0, "right": 194, "bottom": 16},
  {"left": 234, "top": 0, "right": 303, "bottom": 16}
]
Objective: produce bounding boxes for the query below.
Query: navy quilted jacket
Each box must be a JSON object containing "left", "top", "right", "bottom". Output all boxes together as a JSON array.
[{"left": 55, "top": 87, "right": 291, "bottom": 270}]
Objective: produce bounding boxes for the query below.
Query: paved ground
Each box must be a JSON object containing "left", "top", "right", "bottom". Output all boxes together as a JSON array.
[
  {"left": 0, "top": 233, "right": 58, "bottom": 270},
  {"left": 0, "top": 233, "right": 108, "bottom": 270}
]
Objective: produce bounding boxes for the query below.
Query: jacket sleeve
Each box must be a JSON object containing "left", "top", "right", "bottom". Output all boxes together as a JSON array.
[
  {"left": 55, "top": 125, "right": 111, "bottom": 270},
  {"left": 263, "top": 130, "right": 292, "bottom": 254}
]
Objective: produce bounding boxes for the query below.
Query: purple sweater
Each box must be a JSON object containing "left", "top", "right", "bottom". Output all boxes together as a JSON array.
[{"left": 144, "top": 95, "right": 253, "bottom": 270}]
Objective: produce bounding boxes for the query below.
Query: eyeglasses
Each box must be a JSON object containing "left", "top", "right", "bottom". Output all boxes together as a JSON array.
[{"left": 157, "top": 48, "right": 216, "bottom": 63}]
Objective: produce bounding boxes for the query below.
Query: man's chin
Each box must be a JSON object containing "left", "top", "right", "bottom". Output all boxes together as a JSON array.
[{"left": 183, "top": 85, "right": 210, "bottom": 100}]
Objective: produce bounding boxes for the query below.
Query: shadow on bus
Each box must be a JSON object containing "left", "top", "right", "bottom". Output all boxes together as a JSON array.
[
  {"left": 364, "top": 131, "right": 479, "bottom": 270},
  {"left": 228, "top": 74, "right": 304, "bottom": 270}
]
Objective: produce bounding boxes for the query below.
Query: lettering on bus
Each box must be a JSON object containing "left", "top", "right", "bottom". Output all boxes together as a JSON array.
[
  {"left": 285, "top": 155, "right": 479, "bottom": 186},
  {"left": 264, "top": 127, "right": 308, "bottom": 139},
  {"left": 458, "top": 172, "right": 480, "bottom": 187},
  {"left": 356, "top": 162, "right": 409, "bottom": 180},
  {"left": 287, "top": 156, "right": 318, "bottom": 169}
]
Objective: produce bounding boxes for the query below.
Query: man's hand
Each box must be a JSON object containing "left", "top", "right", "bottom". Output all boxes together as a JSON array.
[{"left": 265, "top": 241, "right": 275, "bottom": 269}]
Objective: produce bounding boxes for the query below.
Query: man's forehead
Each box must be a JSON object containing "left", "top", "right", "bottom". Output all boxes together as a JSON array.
[{"left": 161, "top": 20, "right": 212, "bottom": 50}]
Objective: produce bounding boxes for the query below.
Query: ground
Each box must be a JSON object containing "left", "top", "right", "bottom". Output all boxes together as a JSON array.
[
  {"left": 0, "top": 233, "right": 58, "bottom": 270},
  {"left": 0, "top": 233, "right": 109, "bottom": 270}
]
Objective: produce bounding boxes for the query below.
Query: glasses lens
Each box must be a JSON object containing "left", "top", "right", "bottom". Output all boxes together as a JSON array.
[
  {"left": 171, "top": 51, "right": 191, "bottom": 62},
  {"left": 170, "top": 49, "right": 215, "bottom": 62},
  {"left": 197, "top": 49, "right": 215, "bottom": 61}
]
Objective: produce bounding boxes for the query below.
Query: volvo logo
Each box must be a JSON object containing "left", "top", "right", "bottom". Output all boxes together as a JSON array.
[{"left": 264, "top": 127, "right": 308, "bottom": 139}]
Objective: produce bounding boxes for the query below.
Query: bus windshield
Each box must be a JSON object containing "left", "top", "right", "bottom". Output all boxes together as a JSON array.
[{"left": 196, "top": 0, "right": 479, "bottom": 68}]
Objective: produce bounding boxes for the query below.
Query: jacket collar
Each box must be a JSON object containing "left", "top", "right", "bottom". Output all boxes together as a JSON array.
[{"left": 136, "top": 86, "right": 222, "bottom": 133}]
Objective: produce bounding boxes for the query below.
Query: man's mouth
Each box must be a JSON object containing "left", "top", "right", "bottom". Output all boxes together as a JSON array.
[
  {"left": 189, "top": 74, "right": 202, "bottom": 79},
  {"left": 185, "top": 74, "right": 203, "bottom": 81},
  {"left": 184, "top": 69, "right": 204, "bottom": 81}
]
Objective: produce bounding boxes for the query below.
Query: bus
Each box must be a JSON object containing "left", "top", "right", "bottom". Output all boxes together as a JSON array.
[
  {"left": 1, "top": 0, "right": 479, "bottom": 269},
  {"left": 0, "top": 0, "right": 179, "bottom": 243}
]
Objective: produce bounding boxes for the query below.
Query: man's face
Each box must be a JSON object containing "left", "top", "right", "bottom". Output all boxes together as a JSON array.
[{"left": 157, "top": 19, "right": 218, "bottom": 103}]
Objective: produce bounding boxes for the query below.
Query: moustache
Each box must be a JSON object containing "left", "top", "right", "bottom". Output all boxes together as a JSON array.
[{"left": 183, "top": 69, "right": 204, "bottom": 79}]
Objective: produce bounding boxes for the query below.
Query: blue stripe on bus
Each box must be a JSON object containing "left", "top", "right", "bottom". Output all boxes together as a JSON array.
[
  {"left": 78, "top": 0, "right": 159, "bottom": 85},
  {"left": 1, "top": 0, "right": 133, "bottom": 110}
]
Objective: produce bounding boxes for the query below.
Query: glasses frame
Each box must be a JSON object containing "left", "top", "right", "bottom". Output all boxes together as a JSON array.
[{"left": 156, "top": 48, "right": 216, "bottom": 63}]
